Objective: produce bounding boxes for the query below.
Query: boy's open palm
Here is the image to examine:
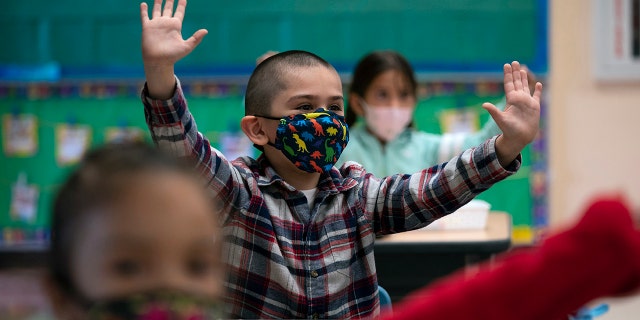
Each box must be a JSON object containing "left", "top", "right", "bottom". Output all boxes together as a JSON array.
[
  {"left": 140, "top": 0, "right": 207, "bottom": 66},
  {"left": 482, "top": 61, "right": 542, "bottom": 152}
]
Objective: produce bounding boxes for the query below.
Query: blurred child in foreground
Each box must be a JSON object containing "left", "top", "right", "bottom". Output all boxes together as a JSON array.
[{"left": 46, "top": 142, "right": 226, "bottom": 319}]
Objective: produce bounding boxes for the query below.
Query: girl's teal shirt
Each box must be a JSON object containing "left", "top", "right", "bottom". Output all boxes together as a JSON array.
[{"left": 337, "top": 99, "right": 505, "bottom": 176}]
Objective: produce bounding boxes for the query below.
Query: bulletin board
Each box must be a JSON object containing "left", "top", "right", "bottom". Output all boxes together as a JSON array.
[
  {"left": 0, "top": 84, "right": 251, "bottom": 249},
  {"left": 0, "top": 78, "right": 547, "bottom": 249}
]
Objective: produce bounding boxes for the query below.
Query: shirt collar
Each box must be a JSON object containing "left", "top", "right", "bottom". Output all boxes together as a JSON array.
[{"left": 252, "top": 154, "right": 357, "bottom": 194}]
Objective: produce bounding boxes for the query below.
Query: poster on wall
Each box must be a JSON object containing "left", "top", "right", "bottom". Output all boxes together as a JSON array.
[
  {"left": 438, "top": 108, "right": 480, "bottom": 134},
  {"left": 56, "top": 123, "right": 92, "bottom": 165},
  {"left": 105, "top": 126, "right": 145, "bottom": 144},
  {"left": 592, "top": 0, "right": 640, "bottom": 81},
  {"left": 10, "top": 172, "right": 39, "bottom": 223},
  {"left": 219, "top": 131, "right": 255, "bottom": 161},
  {"left": 2, "top": 114, "right": 38, "bottom": 157}
]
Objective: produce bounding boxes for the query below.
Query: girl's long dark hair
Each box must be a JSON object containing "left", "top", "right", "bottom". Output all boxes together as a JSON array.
[{"left": 346, "top": 51, "right": 417, "bottom": 126}]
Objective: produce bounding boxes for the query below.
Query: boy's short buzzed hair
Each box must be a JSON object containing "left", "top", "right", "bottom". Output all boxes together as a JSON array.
[{"left": 244, "top": 50, "right": 335, "bottom": 116}]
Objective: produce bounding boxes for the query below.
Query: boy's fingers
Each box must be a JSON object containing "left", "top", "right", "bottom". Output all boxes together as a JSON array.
[
  {"left": 152, "top": 0, "right": 162, "bottom": 18},
  {"left": 186, "top": 29, "right": 208, "bottom": 48},
  {"left": 521, "top": 70, "right": 530, "bottom": 95},
  {"left": 512, "top": 61, "right": 523, "bottom": 91},
  {"left": 482, "top": 102, "right": 502, "bottom": 124},
  {"left": 503, "top": 63, "right": 514, "bottom": 94},
  {"left": 140, "top": 2, "right": 149, "bottom": 23},
  {"left": 173, "top": 0, "right": 186, "bottom": 21},
  {"left": 532, "top": 82, "right": 543, "bottom": 102},
  {"left": 163, "top": 0, "right": 175, "bottom": 17}
]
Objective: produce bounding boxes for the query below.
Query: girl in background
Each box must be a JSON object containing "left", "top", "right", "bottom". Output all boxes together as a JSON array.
[{"left": 338, "top": 50, "right": 536, "bottom": 175}]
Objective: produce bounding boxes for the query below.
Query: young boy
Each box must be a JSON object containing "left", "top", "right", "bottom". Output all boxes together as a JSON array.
[
  {"left": 139, "top": 0, "right": 542, "bottom": 318},
  {"left": 47, "top": 143, "right": 227, "bottom": 319}
]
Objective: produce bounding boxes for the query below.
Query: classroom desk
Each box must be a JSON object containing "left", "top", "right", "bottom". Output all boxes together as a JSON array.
[{"left": 374, "top": 212, "right": 512, "bottom": 302}]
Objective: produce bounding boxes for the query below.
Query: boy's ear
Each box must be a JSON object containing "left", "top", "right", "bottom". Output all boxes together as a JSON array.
[
  {"left": 349, "top": 93, "right": 365, "bottom": 116},
  {"left": 240, "top": 116, "right": 269, "bottom": 146}
]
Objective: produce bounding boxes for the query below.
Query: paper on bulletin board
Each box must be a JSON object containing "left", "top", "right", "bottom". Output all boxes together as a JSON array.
[
  {"left": 219, "top": 131, "right": 254, "bottom": 161},
  {"left": 56, "top": 124, "right": 91, "bottom": 166},
  {"left": 10, "top": 172, "right": 39, "bottom": 223},
  {"left": 105, "top": 126, "right": 145, "bottom": 144},
  {"left": 438, "top": 108, "right": 480, "bottom": 134},
  {"left": 2, "top": 114, "right": 38, "bottom": 157}
]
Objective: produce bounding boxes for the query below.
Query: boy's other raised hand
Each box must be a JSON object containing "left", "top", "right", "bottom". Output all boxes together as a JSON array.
[
  {"left": 140, "top": 0, "right": 207, "bottom": 69},
  {"left": 482, "top": 61, "right": 542, "bottom": 166}
]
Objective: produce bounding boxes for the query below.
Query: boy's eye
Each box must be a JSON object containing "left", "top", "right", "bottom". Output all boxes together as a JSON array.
[
  {"left": 296, "top": 104, "right": 314, "bottom": 111},
  {"left": 328, "top": 104, "right": 343, "bottom": 112},
  {"left": 112, "top": 259, "right": 142, "bottom": 277}
]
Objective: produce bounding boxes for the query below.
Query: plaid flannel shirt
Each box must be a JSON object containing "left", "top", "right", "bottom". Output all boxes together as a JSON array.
[{"left": 142, "top": 78, "right": 519, "bottom": 319}]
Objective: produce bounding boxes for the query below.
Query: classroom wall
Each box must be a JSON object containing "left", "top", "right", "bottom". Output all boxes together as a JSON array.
[
  {"left": 1, "top": 0, "right": 545, "bottom": 75},
  {"left": 549, "top": 0, "right": 640, "bottom": 225},
  {"left": 1, "top": 0, "right": 549, "bottom": 247},
  {"left": 7, "top": 0, "right": 638, "bottom": 244},
  {"left": 549, "top": 1, "right": 640, "bottom": 317}
]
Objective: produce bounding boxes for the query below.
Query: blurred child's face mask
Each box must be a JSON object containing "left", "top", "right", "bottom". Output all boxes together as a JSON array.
[
  {"left": 83, "top": 290, "right": 225, "bottom": 320},
  {"left": 255, "top": 108, "right": 349, "bottom": 173},
  {"left": 361, "top": 100, "right": 413, "bottom": 142}
]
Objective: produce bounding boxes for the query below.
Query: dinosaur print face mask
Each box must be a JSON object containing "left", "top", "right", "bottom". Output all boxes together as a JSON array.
[{"left": 256, "top": 108, "right": 349, "bottom": 173}]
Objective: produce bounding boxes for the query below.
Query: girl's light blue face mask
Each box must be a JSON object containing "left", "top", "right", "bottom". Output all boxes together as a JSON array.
[{"left": 255, "top": 108, "right": 349, "bottom": 173}]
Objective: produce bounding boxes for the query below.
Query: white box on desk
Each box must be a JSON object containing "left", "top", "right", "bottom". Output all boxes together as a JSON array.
[{"left": 423, "top": 199, "right": 491, "bottom": 231}]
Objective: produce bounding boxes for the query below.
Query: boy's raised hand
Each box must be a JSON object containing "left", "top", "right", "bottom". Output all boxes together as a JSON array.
[
  {"left": 140, "top": 0, "right": 207, "bottom": 98},
  {"left": 141, "top": 0, "right": 207, "bottom": 66},
  {"left": 482, "top": 61, "right": 543, "bottom": 167}
]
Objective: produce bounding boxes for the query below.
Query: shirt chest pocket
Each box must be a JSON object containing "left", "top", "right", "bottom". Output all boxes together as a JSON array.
[{"left": 318, "top": 202, "right": 370, "bottom": 279}]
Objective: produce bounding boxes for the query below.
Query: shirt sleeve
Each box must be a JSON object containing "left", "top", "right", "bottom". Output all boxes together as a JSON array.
[
  {"left": 364, "top": 135, "right": 519, "bottom": 234},
  {"left": 141, "top": 77, "right": 241, "bottom": 210}
]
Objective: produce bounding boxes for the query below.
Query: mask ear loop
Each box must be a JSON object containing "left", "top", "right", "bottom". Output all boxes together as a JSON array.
[
  {"left": 251, "top": 114, "right": 284, "bottom": 152},
  {"left": 252, "top": 114, "right": 282, "bottom": 121}
]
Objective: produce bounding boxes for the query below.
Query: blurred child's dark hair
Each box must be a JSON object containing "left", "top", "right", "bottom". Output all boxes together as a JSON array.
[
  {"left": 245, "top": 50, "right": 335, "bottom": 117},
  {"left": 346, "top": 50, "right": 417, "bottom": 126},
  {"left": 49, "top": 142, "right": 203, "bottom": 296}
]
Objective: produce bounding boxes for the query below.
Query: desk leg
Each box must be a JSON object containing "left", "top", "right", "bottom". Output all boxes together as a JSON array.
[
  {"left": 465, "top": 253, "right": 492, "bottom": 266},
  {"left": 375, "top": 253, "right": 468, "bottom": 303},
  {"left": 375, "top": 252, "right": 496, "bottom": 303}
]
